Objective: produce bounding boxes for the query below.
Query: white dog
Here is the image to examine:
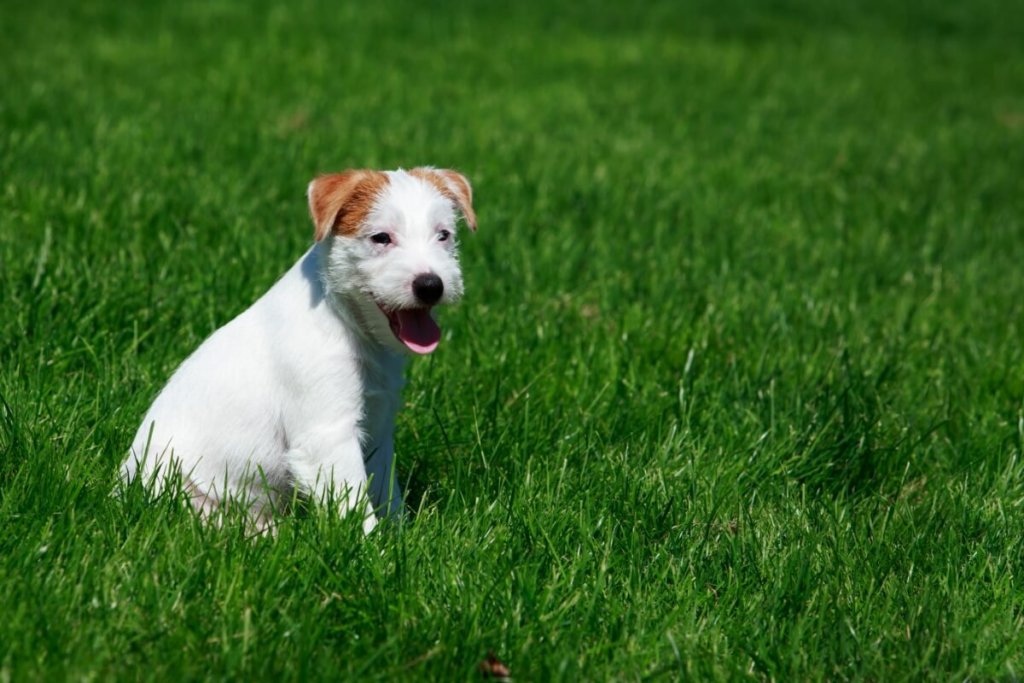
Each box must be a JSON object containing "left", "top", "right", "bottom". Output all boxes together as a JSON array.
[{"left": 121, "top": 167, "right": 477, "bottom": 533}]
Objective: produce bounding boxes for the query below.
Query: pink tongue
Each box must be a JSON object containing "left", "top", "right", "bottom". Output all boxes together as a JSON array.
[{"left": 395, "top": 309, "right": 441, "bottom": 354}]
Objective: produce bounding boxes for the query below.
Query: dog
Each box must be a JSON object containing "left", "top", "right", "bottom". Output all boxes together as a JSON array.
[{"left": 121, "top": 167, "right": 477, "bottom": 533}]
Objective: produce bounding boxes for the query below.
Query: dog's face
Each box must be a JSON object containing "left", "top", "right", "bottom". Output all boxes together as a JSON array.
[{"left": 308, "top": 168, "right": 477, "bottom": 354}]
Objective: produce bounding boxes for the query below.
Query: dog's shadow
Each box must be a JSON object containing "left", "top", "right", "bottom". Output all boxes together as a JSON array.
[{"left": 300, "top": 249, "right": 325, "bottom": 308}]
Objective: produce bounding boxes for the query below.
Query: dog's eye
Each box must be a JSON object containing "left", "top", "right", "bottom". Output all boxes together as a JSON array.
[
  {"left": 370, "top": 232, "right": 392, "bottom": 245},
  {"left": 437, "top": 229, "right": 451, "bottom": 242}
]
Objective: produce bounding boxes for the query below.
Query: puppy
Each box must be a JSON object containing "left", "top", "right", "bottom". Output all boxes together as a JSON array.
[{"left": 121, "top": 167, "right": 477, "bottom": 532}]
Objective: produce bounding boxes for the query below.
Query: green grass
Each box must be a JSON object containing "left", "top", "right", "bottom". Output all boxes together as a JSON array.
[{"left": 2, "top": 0, "right": 1024, "bottom": 679}]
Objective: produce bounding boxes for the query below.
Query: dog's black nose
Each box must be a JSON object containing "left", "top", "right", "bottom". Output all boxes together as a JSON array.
[{"left": 412, "top": 273, "right": 444, "bottom": 306}]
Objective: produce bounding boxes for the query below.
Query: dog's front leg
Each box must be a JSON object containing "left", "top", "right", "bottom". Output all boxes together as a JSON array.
[
  {"left": 365, "top": 437, "right": 404, "bottom": 520},
  {"left": 286, "top": 428, "right": 377, "bottom": 533}
]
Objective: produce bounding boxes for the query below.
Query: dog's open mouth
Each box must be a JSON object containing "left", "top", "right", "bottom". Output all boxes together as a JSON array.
[{"left": 378, "top": 305, "right": 441, "bottom": 354}]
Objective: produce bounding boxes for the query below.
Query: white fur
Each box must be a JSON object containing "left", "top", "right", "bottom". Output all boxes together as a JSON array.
[{"left": 121, "top": 169, "right": 468, "bottom": 533}]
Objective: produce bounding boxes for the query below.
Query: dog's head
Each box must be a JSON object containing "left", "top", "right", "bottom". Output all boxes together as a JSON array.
[{"left": 308, "top": 167, "right": 476, "bottom": 354}]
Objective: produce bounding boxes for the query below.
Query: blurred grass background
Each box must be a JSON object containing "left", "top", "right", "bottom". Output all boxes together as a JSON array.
[{"left": 2, "top": 0, "right": 1023, "bottom": 679}]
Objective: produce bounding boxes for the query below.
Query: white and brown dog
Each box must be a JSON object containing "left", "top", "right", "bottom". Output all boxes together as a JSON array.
[{"left": 121, "top": 167, "right": 477, "bottom": 532}]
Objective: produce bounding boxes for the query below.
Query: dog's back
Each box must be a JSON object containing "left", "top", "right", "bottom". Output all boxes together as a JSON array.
[{"left": 123, "top": 254, "right": 319, "bottom": 506}]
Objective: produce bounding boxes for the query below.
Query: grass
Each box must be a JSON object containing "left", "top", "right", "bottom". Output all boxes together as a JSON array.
[{"left": 2, "top": 0, "right": 1024, "bottom": 679}]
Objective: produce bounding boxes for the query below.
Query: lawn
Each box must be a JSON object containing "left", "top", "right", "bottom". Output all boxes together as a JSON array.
[{"left": 2, "top": 0, "right": 1023, "bottom": 679}]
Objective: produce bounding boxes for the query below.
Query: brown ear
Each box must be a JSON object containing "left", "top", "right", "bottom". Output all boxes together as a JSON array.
[
  {"left": 410, "top": 167, "right": 477, "bottom": 231},
  {"left": 307, "top": 170, "right": 390, "bottom": 241}
]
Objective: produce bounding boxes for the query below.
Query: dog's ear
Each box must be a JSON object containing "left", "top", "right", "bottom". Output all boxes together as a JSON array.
[
  {"left": 410, "top": 167, "right": 477, "bottom": 231},
  {"left": 307, "top": 170, "right": 389, "bottom": 241},
  {"left": 436, "top": 169, "right": 477, "bottom": 232}
]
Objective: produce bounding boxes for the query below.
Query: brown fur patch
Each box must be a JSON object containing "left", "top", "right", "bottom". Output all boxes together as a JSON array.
[
  {"left": 308, "top": 170, "right": 390, "bottom": 241},
  {"left": 409, "top": 167, "right": 477, "bottom": 231}
]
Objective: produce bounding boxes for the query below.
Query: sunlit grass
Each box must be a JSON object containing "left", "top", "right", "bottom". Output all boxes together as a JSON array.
[{"left": 2, "top": 0, "right": 1023, "bottom": 679}]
